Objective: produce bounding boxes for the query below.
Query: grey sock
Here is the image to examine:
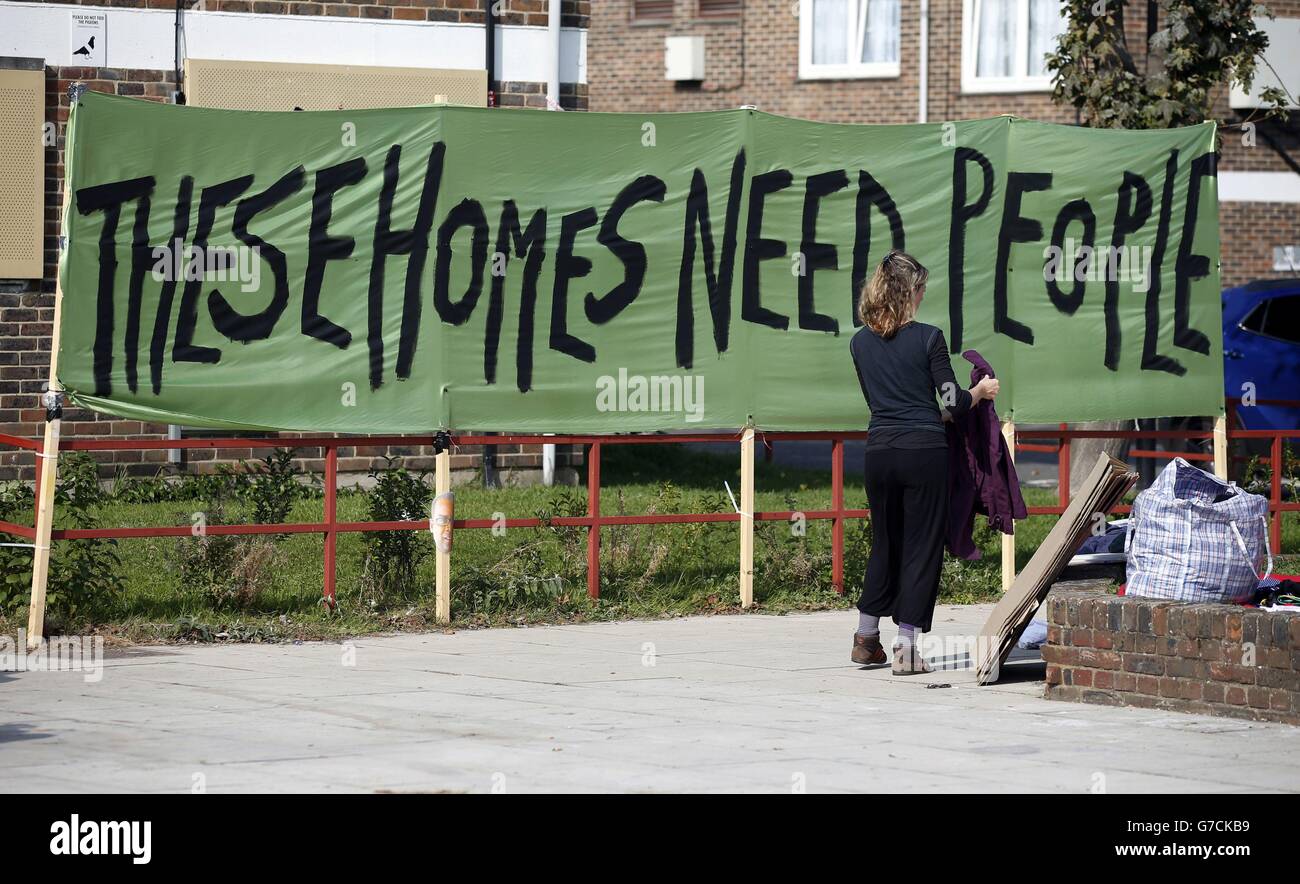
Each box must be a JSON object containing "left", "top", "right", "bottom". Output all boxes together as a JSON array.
[
  {"left": 896, "top": 622, "right": 916, "bottom": 645},
  {"left": 856, "top": 612, "right": 880, "bottom": 637}
]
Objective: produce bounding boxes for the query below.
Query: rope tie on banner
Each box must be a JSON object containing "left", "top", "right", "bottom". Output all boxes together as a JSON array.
[
  {"left": 734, "top": 425, "right": 772, "bottom": 454},
  {"left": 0, "top": 543, "right": 47, "bottom": 550},
  {"left": 730, "top": 423, "right": 758, "bottom": 444}
]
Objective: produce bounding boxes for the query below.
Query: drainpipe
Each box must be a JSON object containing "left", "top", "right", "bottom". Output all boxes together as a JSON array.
[
  {"left": 546, "top": 0, "right": 562, "bottom": 110},
  {"left": 918, "top": 0, "right": 928, "bottom": 124},
  {"left": 167, "top": 424, "right": 182, "bottom": 465},
  {"left": 540, "top": 1, "right": 563, "bottom": 485},
  {"left": 484, "top": 0, "right": 497, "bottom": 106},
  {"left": 543, "top": 439, "right": 556, "bottom": 487},
  {"left": 479, "top": 1, "right": 500, "bottom": 483}
]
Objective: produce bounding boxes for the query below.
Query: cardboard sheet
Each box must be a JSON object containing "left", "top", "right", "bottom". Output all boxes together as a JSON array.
[{"left": 976, "top": 452, "right": 1138, "bottom": 684}]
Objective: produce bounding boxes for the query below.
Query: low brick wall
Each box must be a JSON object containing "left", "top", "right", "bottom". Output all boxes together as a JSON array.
[{"left": 1043, "top": 588, "right": 1300, "bottom": 726}]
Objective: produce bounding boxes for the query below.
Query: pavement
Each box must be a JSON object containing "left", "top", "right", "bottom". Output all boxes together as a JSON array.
[{"left": 2, "top": 605, "right": 1297, "bottom": 794}]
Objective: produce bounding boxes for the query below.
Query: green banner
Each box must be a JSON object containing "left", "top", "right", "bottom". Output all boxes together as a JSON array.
[{"left": 58, "top": 91, "right": 1222, "bottom": 433}]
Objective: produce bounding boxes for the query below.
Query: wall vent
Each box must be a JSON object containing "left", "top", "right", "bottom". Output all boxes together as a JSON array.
[{"left": 0, "top": 61, "right": 45, "bottom": 280}]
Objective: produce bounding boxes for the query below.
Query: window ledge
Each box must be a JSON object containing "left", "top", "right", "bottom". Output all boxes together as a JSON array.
[
  {"left": 799, "top": 62, "right": 901, "bottom": 81},
  {"left": 961, "top": 75, "right": 1054, "bottom": 94}
]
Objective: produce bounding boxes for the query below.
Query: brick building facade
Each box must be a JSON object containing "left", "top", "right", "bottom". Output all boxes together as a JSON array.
[
  {"left": 587, "top": 0, "right": 1299, "bottom": 288},
  {"left": 1, "top": 1, "right": 1296, "bottom": 483},
  {"left": 0, "top": 0, "right": 590, "bottom": 481}
]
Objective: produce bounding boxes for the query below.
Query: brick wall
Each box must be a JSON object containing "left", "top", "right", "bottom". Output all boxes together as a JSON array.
[
  {"left": 588, "top": 0, "right": 1300, "bottom": 290},
  {"left": 1043, "top": 588, "right": 1300, "bottom": 726},
  {"left": 0, "top": 2, "right": 587, "bottom": 481},
  {"left": 1221, "top": 201, "right": 1300, "bottom": 287},
  {"left": 1, "top": 65, "right": 181, "bottom": 482},
  {"left": 589, "top": 0, "right": 1111, "bottom": 120}
]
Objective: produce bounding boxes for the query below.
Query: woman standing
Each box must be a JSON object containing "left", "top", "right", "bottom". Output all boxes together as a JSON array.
[{"left": 848, "top": 251, "right": 999, "bottom": 675}]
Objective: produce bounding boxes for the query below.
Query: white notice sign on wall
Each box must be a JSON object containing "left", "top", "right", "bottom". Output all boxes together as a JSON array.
[{"left": 69, "top": 12, "right": 107, "bottom": 66}]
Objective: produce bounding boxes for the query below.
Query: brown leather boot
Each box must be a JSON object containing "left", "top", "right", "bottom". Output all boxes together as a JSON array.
[
  {"left": 851, "top": 633, "right": 887, "bottom": 666},
  {"left": 892, "top": 641, "right": 933, "bottom": 676}
]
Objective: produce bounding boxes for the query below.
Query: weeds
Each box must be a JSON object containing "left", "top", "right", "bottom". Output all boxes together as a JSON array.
[
  {"left": 173, "top": 505, "right": 278, "bottom": 610},
  {"left": 0, "top": 452, "right": 123, "bottom": 626},
  {"left": 360, "top": 457, "right": 433, "bottom": 606},
  {"left": 234, "top": 448, "right": 317, "bottom": 528},
  {"left": 1242, "top": 442, "right": 1298, "bottom": 499}
]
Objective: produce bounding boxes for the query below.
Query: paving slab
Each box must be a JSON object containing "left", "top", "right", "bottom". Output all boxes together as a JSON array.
[{"left": 2, "top": 605, "right": 1296, "bottom": 793}]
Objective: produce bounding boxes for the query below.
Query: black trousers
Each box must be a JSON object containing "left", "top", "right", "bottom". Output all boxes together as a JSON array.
[{"left": 856, "top": 446, "right": 948, "bottom": 632}]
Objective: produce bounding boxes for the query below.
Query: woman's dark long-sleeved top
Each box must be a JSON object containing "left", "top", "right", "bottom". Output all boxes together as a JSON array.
[{"left": 849, "top": 321, "right": 972, "bottom": 450}]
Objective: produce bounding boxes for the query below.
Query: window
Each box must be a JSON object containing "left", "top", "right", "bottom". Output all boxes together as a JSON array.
[
  {"left": 699, "top": 0, "right": 742, "bottom": 17},
  {"left": 634, "top": 1, "right": 673, "bottom": 23},
  {"left": 799, "top": 0, "right": 901, "bottom": 80},
  {"left": 1241, "top": 302, "right": 1266, "bottom": 333},
  {"left": 961, "top": 0, "right": 1067, "bottom": 93},
  {"left": 1241, "top": 295, "right": 1300, "bottom": 344}
]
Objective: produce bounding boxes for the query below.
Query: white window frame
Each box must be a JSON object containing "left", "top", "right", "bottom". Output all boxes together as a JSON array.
[
  {"left": 961, "top": 0, "right": 1063, "bottom": 94},
  {"left": 798, "top": 0, "right": 901, "bottom": 81}
]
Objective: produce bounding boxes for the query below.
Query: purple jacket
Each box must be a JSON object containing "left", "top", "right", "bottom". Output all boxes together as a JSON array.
[{"left": 945, "top": 349, "right": 1028, "bottom": 560}]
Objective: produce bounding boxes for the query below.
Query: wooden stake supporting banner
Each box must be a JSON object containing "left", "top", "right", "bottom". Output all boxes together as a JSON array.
[
  {"left": 26, "top": 83, "right": 83, "bottom": 652},
  {"left": 739, "top": 427, "right": 755, "bottom": 609},
  {"left": 26, "top": 418, "right": 61, "bottom": 651},
  {"left": 830, "top": 438, "right": 844, "bottom": 594},
  {"left": 1001, "top": 419, "right": 1016, "bottom": 593},
  {"left": 1212, "top": 413, "right": 1228, "bottom": 480},
  {"left": 434, "top": 447, "right": 451, "bottom": 624},
  {"left": 586, "top": 442, "right": 601, "bottom": 599}
]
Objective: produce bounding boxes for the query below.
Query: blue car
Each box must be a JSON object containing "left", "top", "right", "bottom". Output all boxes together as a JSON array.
[{"left": 1222, "top": 278, "right": 1300, "bottom": 431}]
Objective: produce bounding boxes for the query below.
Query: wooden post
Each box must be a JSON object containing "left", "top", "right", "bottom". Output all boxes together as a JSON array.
[
  {"left": 1212, "top": 413, "right": 1228, "bottom": 480},
  {"left": 739, "top": 427, "right": 755, "bottom": 608},
  {"left": 1001, "top": 419, "right": 1016, "bottom": 593},
  {"left": 322, "top": 446, "right": 337, "bottom": 609},
  {"left": 830, "top": 437, "right": 844, "bottom": 595},
  {"left": 1269, "top": 434, "right": 1283, "bottom": 555},
  {"left": 586, "top": 441, "right": 601, "bottom": 599},
  {"left": 1056, "top": 422, "right": 1070, "bottom": 510},
  {"left": 26, "top": 84, "right": 82, "bottom": 652},
  {"left": 25, "top": 412, "right": 61, "bottom": 651},
  {"left": 434, "top": 447, "right": 451, "bottom": 624}
]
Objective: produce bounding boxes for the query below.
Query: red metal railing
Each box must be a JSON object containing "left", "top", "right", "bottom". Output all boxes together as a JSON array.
[
  {"left": 1014, "top": 397, "right": 1300, "bottom": 554},
  {"left": 1, "top": 402, "right": 1296, "bottom": 610},
  {"left": 0, "top": 430, "right": 871, "bottom": 607}
]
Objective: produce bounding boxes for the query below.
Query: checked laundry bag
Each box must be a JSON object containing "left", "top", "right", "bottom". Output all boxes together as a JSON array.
[{"left": 1125, "top": 458, "right": 1272, "bottom": 603}]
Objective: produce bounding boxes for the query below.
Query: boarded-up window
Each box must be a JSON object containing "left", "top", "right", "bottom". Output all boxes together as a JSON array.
[
  {"left": 184, "top": 59, "right": 487, "bottom": 111},
  {"left": 634, "top": 1, "right": 674, "bottom": 22},
  {"left": 699, "top": 0, "right": 742, "bottom": 17}
]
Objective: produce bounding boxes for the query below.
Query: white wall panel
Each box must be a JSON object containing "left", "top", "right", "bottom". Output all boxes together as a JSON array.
[{"left": 0, "top": 2, "right": 585, "bottom": 83}]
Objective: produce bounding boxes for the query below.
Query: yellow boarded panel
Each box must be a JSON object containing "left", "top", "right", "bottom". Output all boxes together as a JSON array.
[
  {"left": 0, "top": 67, "right": 45, "bottom": 279},
  {"left": 184, "top": 58, "right": 487, "bottom": 111}
]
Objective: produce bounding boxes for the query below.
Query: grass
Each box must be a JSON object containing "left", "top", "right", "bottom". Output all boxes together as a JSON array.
[{"left": 3, "top": 443, "right": 1297, "bottom": 645}]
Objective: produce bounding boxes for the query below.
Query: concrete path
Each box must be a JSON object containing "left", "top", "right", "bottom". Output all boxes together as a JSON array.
[{"left": 2, "top": 606, "right": 1296, "bottom": 793}]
